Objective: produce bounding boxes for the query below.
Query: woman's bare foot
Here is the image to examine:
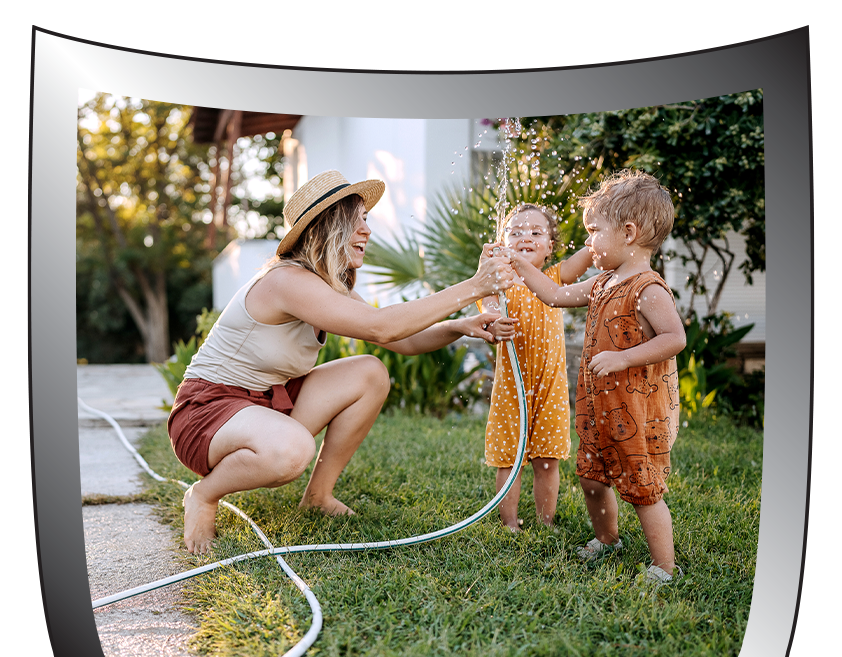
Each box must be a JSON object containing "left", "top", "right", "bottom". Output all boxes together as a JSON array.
[
  {"left": 299, "top": 493, "right": 356, "bottom": 516},
  {"left": 183, "top": 483, "right": 219, "bottom": 554}
]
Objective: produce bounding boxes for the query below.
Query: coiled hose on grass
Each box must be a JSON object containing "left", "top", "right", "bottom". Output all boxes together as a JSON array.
[{"left": 81, "top": 287, "right": 525, "bottom": 657}]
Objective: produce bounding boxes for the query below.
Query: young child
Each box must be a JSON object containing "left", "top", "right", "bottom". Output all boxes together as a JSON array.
[
  {"left": 502, "top": 171, "right": 686, "bottom": 582},
  {"left": 479, "top": 203, "right": 593, "bottom": 531}
]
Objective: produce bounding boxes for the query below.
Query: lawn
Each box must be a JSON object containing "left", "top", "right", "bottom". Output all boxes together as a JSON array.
[{"left": 138, "top": 409, "right": 762, "bottom": 657}]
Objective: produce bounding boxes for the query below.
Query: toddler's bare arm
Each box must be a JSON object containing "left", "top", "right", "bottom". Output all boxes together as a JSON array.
[
  {"left": 508, "top": 250, "right": 595, "bottom": 308},
  {"left": 556, "top": 246, "right": 593, "bottom": 284},
  {"left": 479, "top": 294, "right": 502, "bottom": 315}
]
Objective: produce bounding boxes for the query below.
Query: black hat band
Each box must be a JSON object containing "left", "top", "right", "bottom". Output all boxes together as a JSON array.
[{"left": 295, "top": 183, "right": 351, "bottom": 225}]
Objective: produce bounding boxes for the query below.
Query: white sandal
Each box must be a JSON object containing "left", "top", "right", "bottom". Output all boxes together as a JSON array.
[
  {"left": 576, "top": 537, "right": 623, "bottom": 562},
  {"left": 645, "top": 564, "right": 684, "bottom": 584}
]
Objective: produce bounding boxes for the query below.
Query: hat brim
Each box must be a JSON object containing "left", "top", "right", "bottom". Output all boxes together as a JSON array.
[{"left": 276, "top": 179, "right": 385, "bottom": 256}]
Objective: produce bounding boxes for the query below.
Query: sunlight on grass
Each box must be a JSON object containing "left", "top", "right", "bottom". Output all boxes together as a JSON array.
[{"left": 138, "top": 409, "right": 761, "bottom": 657}]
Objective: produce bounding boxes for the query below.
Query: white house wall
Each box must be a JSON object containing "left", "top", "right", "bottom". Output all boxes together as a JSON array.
[
  {"left": 212, "top": 238, "right": 280, "bottom": 309},
  {"left": 285, "top": 116, "right": 479, "bottom": 305},
  {"left": 663, "top": 231, "right": 766, "bottom": 344}
]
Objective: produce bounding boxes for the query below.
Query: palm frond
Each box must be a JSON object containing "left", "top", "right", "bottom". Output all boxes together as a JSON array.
[
  {"left": 363, "top": 233, "right": 427, "bottom": 290},
  {"left": 360, "top": 146, "right": 605, "bottom": 297}
]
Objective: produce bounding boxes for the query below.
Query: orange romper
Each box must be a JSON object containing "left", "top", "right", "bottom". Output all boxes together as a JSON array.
[
  {"left": 575, "top": 270, "right": 680, "bottom": 505},
  {"left": 480, "top": 263, "right": 572, "bottom": 469}
]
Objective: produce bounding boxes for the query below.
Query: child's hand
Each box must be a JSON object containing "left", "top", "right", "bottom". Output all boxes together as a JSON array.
[
  {"left": 500, "top": 247, "right": 529, "bottom": 271},
  {"left": 588, "top": 350, "right": 629, "bottom": 377},
  {"left": 455, "top": 312, "right": 510, "bottom": 343},
  {"left": 488, "top": 316, "right": 518, "bottom": 343},
  {"left": 480, "top": 242, "right": 507, "bottom": 262}
]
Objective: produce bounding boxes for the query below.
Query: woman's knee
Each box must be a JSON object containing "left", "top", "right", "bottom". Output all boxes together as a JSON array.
[
  {"left": 359, "top": 354, "right": 389, "bottom": 383},
  {"left": 286, "top": 428, "right": 317, "bottom": 475},
  {"left": 352, "top": 355, "right": 390, "bottom": 397},
  {"left": 263, "top": 426, "right": 316, "bottom": 482}
]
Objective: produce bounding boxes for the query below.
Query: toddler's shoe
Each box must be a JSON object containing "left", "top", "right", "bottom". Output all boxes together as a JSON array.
[
  {"left": 645, "top": 564, "right": 682, "bottom": 583},
  {"left": 637, "top": 564, "right": 684, "bottom": 592},
  {"left": 575, "top": 537, "right": 623, "bottom": 562}
]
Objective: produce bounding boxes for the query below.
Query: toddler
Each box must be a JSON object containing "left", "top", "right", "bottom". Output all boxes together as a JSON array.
[
  {"left": 503, "top": 171, "right": 686, "bottom": 582},
  {"left": 479, "top": 203, "right": 592, "bottom": 531}
]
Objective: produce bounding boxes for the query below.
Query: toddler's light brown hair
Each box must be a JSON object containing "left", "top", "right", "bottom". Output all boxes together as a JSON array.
[{"left": 579, "top": 169, "right": 675, "bottom": 250}]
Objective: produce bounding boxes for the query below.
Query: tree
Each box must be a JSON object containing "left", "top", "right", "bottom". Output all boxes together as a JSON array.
[
  {"left": 225, "top": 132, "right": 287, "bottom": 240},
  {"left": 520, "top": 90, "right": 765, "bottom": 319},
  {"left": 77, "top": 94, "right": 216, "bottom": 363}
]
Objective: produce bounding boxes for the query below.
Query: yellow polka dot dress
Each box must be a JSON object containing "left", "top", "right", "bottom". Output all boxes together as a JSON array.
[{"left": 481, "top": 263, "right": 572, "bottom": 468}]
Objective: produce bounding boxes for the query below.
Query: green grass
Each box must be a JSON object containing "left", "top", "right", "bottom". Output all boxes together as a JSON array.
[{"left": 138, "top": 409, "right": 762, "bottom": 657}]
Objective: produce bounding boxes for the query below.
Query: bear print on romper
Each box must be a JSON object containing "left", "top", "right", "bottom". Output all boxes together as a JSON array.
[
  {"left": 626, "top": 367, "right": 657, "bottom": 397},
  {"left": 575, "top": 270, "right": 680, "bottom": 505},
  {"left": 603, "top": 402, "right": 637, "bottom": 442},
  {"left": 604, "top": 314, "right": 642, "bottom": 349},
  {"left": 662, "top": 370, "right": 680, "bottom": 411}
]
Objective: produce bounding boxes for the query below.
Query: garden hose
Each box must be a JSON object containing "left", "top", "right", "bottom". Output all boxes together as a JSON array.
[{"left": 80, "top": 266, "right": 526, "bottom": 656}]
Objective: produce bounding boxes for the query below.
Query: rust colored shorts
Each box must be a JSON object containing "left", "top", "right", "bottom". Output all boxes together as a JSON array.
[{"left": 167, "top": 376, "right": 305, "bottom": 477}]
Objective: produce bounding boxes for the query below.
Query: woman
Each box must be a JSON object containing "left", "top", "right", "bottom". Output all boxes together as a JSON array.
[{"left": 168, "top": 170, "right": 515, "bottom": 553}]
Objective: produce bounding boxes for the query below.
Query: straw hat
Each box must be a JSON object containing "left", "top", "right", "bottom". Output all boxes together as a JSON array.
[{"left": 276, "top": 170, "right": 385, "bottom": 255}]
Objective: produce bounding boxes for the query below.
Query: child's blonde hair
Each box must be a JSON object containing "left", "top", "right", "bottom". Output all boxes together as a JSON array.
[{"left": 578, "top": 169, "right": 675, "bottom": 250}]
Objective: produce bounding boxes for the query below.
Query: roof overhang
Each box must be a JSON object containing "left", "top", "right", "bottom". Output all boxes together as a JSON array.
[{"left": 190, "top": 107, "right": 302, "bottom": 143}]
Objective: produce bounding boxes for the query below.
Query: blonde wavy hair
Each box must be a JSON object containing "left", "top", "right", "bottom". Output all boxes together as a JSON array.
[
  {"left": 579, "top": 169, "right": 675, "bottom": 250},
  {"left": 271, "top": 194, "right": 363, "bottom": 293}
]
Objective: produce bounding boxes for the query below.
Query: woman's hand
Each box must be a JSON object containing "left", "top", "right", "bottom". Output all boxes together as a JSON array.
[
  {"left": 457, "top": 312, "right": 518, "bottom": 344},
  {"left": 472, "top": 246, "right": 514, "bottom": 297},
  {"left": 480, "top": 241, "right": 503, "bottom": 262}
]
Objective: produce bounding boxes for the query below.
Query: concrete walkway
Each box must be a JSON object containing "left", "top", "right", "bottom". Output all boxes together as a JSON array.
[{"left": 78, "top": 364, "right": 198, "bottom": 657}]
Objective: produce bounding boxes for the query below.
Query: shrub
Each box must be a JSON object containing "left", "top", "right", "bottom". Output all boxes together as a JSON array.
[
  {"left": 152, "top": 307, "right": 220, "bottom": 411},
  {"left": 677, "top": 312, "right": 764, "bottom": 426},
  {"left": 317, "top": 333, "right": 488, "bottom": 417}
]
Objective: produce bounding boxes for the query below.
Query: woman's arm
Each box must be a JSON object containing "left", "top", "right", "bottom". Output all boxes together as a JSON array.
[
  {"left": 247, "top": 255, "right": 514, "bottom": 345},
  {"left": 373, "top": 311, "right": 515, "bottom": 355}
]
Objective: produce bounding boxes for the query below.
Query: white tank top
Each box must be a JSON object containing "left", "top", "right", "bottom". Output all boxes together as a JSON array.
[{"left": 184, "top": 267, "right": 326, "bottom": 391}]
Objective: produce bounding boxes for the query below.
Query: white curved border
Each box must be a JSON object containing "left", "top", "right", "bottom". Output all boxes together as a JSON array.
[{"left": 29, "top": 30, "right": 813, "bottom": 657}]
